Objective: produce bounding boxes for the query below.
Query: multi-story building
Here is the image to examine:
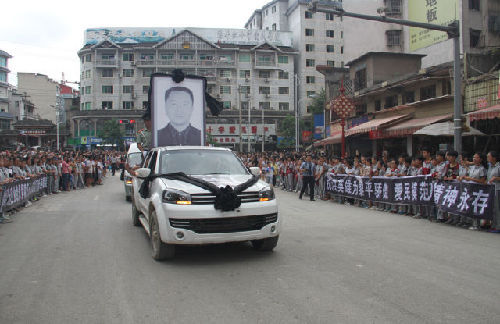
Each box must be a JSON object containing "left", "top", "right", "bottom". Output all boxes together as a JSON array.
[
  {"left": 76, "top": 28, "right": 296, "bottom": 148},
  {"left": 245, "top": 0, "right": 345, "bottom": 115},
  {"left": 0, "top": 50, "right": 12, "bottom": 114},
  {"left": 17, "top": 72, "right": 59, "bottom": 123}
]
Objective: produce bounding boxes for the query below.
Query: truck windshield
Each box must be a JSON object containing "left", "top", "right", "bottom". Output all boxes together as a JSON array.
[{"left": 160, "top": 150, "right": 248, "bottom": 175}]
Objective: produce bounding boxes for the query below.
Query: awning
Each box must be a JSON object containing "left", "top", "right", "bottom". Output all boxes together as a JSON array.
[
  {"left": 413, "top": 122, "right": 486, "bottom": 136},
  {"left": 314, "top": 133, "right": 342, "bottom": 146},
  {"left": 378, "top": 114, "right": 451, "bottom": 139},
  {"left": 345, "top": 114, "right": 410, "bottom": 137},
  {"left": 467, "top": 104, "right": 500, "bottom": 122}
]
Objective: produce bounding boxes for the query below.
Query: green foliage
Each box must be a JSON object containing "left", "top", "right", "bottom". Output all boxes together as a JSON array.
[
  {"left": 279, "top": 115, "right": 305, "bottom": 139},
  {"left": 101, "top": 119, "right": 124, "bottom": 144},
  {"left": 309, "top": 88, "right": 326, "bottom": 115}
]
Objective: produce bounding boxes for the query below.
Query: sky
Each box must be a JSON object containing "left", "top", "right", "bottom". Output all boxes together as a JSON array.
[{"left": 0, "top": 0, "right": 271, "bottom": 87}]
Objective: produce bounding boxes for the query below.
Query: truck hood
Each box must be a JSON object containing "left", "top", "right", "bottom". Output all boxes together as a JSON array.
[{"left": 159, "top": 174, "right": 267, "bottom": 194}]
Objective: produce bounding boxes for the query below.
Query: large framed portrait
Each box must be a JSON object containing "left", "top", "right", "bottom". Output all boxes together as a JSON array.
[{"left": 150, "top": 74, "right": 206, "bottom": 147}]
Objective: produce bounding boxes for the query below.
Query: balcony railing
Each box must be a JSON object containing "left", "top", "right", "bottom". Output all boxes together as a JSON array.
[
  {"left": 95, "top": 59, "right": 117, "bottom": 66},
  {"left": 136, "top": 60, "right": 156, "bottom": 66}
]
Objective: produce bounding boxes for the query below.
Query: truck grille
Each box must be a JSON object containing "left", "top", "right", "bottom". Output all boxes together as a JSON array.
[
  {"left": 191, "top": 191, "right": 260, "bottom": 205},
  {"left": 169, "top": 213, "right": 278, "bottom": 234}
]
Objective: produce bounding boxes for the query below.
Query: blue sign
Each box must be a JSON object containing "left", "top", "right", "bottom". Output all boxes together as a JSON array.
[
  {"left": 313, "top": 114, "right": 325, "bottom": 139},
  {"left": 88, "top": 137, "right": 103, "bottom": 144}
]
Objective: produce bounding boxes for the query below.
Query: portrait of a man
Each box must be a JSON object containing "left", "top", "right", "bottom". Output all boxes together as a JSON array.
[
  {"left": 157, "top": 87, "right": 201, "bottom": 145},
  {"left": 151, "top": 75, "right": 205, "bottom": 147}
]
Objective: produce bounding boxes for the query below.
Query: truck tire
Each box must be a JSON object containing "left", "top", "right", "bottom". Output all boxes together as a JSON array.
[
  {"left": 150, "top": 210, "right": 175, "bottom": 261},
  {"left": 132, "top": 200, "right": 141, "bottom": 227},
  {"left": 251, "top": 235, "right": 279, "bottom": 252}
]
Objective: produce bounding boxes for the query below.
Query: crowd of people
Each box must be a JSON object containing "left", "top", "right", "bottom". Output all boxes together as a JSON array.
[
  {"left": 239, "top": 149, "right": 500, "bottom": 232},
  {"left": 0, "top": 148, "right": 126, "bottom": 224}
]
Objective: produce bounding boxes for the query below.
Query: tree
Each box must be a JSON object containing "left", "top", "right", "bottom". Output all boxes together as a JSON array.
[
  {"left": 278, "top": 115, "right": 306, "bottom": 148},
  {"left": 309, "top": 88, "right": 326, "bottom": 115},
  {"left": 101, "top": 119, "right": 124, "bottom": 145}
]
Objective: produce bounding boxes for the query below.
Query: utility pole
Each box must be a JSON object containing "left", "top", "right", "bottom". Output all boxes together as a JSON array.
[
  {"left": 238, "top": 85, "right": 242, "bottom": 152},
  {"left": 294, "top": 73, "right": 299, "bottom": 152},
  {"left": 310, "top": 1, "right": 462, "bottom": 154},
  {"left": 262, "top": 108, "right": 265, "bottom": 152},
  {"left": 247, "top": 107, "right": 251, "bottom": 153}
]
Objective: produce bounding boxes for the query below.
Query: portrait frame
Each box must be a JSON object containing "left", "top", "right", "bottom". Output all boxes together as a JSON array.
[{"left": 150, "top": 73, "right": 206, "bottom": 147}]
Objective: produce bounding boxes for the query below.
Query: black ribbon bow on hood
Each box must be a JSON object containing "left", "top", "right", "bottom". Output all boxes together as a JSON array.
[{"left": 138, "top": 172, "right": 260, "bottom": 212}]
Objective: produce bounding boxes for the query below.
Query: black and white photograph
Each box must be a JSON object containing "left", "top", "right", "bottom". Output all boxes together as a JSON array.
[{"left": 150, "top": 74, "right": 205, "bottom": 147}]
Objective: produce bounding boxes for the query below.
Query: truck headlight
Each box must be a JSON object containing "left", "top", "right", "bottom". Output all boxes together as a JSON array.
[
  {"left": 162, "top": 189, "right": 192, "bottom": 205},
  {"left": 259, "top": 187, "right": 275, "bottom": 201}
]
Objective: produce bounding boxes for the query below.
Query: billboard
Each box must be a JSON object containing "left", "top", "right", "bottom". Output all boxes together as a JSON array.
[
  {"left": 313, "top": 114, "right": 325, "bottom": 140},
  {"left": 409, "top": 0, "right": 459, "bottom": 51}
]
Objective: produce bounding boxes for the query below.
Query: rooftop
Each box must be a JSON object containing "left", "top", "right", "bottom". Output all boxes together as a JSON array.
[{"left": 346, "top": 52, "right": 426, "bottom": 67}]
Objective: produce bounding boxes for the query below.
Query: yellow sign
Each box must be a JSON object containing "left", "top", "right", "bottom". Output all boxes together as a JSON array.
[
  {"left": 409, "top": 0, "right": 459, "bottom": 51},
  {"left": 81, "top": 137, "right": 87, "bottom": 145}
]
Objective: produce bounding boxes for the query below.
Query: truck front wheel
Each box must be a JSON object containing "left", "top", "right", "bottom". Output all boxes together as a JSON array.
[{"left": 150, "top": 210, "right": 175, "bottom": 261}]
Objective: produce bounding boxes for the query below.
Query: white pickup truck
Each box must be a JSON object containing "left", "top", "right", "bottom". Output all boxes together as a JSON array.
[{"left": 131, "top": 146, "right": 280, "bottom": 260}]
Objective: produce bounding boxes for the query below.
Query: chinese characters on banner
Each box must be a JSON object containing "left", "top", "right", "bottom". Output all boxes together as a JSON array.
[
  {"left": 325, "top": 174, "right": 496, "bottom": 220},
  {"left": 205, "top": 124, "right": 275, "bottom": 136}
]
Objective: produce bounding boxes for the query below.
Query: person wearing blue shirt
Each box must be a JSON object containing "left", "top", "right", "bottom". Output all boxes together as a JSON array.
[{"left": 299, "top": 154, "right": 315, "bottom": 201}]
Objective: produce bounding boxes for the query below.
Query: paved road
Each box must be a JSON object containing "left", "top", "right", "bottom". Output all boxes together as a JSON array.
[{"left": 1, "top": 176, "right": 499, "bottom": 323}]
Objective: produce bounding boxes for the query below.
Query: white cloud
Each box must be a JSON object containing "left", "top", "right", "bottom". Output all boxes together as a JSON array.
[{"left": 1, "top": 0, "right": 271, "bottom": 86}]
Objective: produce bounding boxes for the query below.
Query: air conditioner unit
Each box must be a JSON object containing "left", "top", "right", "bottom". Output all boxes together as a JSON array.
[
  {"left": 265, "top": 94, "right": 271, "bottom": 98},
  {"left": 245, "top": 78, "right": 250, "bottom": 82},
  {"left": 132, "top": 94, "right": 137, "bottom": 99},
  {"left": 226, "top": 78, "right": 231, "bottom": 82},
  {"left": 131, "top": 62, "right": 136, "bottom": 66},
  {"left": 264, "top": 78, "right": 270, "bottom": 83}
]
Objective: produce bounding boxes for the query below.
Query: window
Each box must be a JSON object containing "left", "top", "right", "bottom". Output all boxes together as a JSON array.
[
  {"left": 85, "top": 86, "right": 91, "bottom": 94},
  {"left": 278, "top": 71, "right": 289, "bottom": 79},
  {"left": 85, "top": 102, "right": 91, "bottom": 110},
  {"left": 240, "top": 70, "right": 250, "bottom": 78},
  {"left": 386, "top": 30, "right": 402, "bottom": 46},
  {"left": 327, "top": 60, "right": 335, "bottom": 67},
  {"left": 386, "top": 0, "right": 402, "bottom": 15},
  {"left": 326, "top": 13, "right": 334, "bottom": 21},
  {"left": 374, "top": 100, "right": 381, "bottom": 112},
  {"left": 306, "top": 105, "right": 313, "bottom": 113},
  {"left": 326, "top": 45, "right": 335, "bottom": 53},
  {"left": 143, "top": 69, "right": 154, "bottom": 77},
  {"left": 240, "top": 86, "right": 250, "bottom": 94},
  {"left": 241, "top": 102, "right": 249, "bottom": 110},
  {"left": 140, "top": 53, "right": 154, "bottom": 60},
  {"left": 102, "top": 69, "right": 113, "bottom": 77},
  {"left": 223, "top": 101, "right": 231, "bottom": 109},
  {"left": 272, "top": 24, "right": 277, "bottom": 31},
  {"left": 279, "top": 87, "right": 289, "bottom": 95},
  {"left": 0, "top": 57, "right": 6, "bottom": 67},
  {"left": 257, "top": 55, "right": 273, "bottom": 65},
  {"left": 219, "top": 54, "right": 233, "bottom": 62},
  {"left": 85, "top": 54, "right": 92, "bottom": 62},
  {"left": 305, "top": 29, "right": 314, "bottom": 37},
  {"left": 305, "top": 11, "right": 313, "bottom": 19},
  {"left": 219, "top": 70, "right": 231, "bottom": 78},
  {"left": 470, "top": 29, "right": 481, "bottom": 48},
  {"left": 142, "top": 101, "right": 149, "bottom": 109},
  {"left": 160, "top": 53, "right": 174, "bottom": 60},
  {"left": 420, "top": 85, "right": 436, "bottom": 100},
  {"left": 306, "top": 44, "right": 315, "bottom": 52},
  {"left": 179, "top": 53, "right": 194, "bottom": 60},
  {"left": 123, "top": 53, "right": 134, "bottom": 61},
  {"left": 122, "top": 69, "right": 134, "bottom": 77},
  {"left": 356, "top": 104, "right": 367, "bottom": 116},
  {"left": 469, "top": 0, "right": 480, "bottom": 10},
  {"left": 143, "top": 85, "right": 149, "bottom": 94},
  {"left": 403, "top": 91, "right": 415, "bottom": 104},
  {"left": 85, "top": 70, "right": 91, "bottom": 78},
  {"left": 259, "top": 87, "right": 270, "bottom": 94},
  {"left": 102, "top": 86, "right": 113, "bottom": 94},
  {"left": 239, "top": 54, "right": 251, "bottom": 62},
  {"left": 220, "top": 86, "right": 231, "bottom": 94},
  {"left": 341, "top": 31, "right": 344, "bottom": 38},
  {"left": 272, "top": 5, "right": 276, "bottom": 13},
  {"left": 306, "top": 76, "right": 315, "bottom": 84},
  {"left": 326, "top": 30, "right": 335, "bottom": 38},
  {"left": 102, "top": 101, "right": 113, "bottom": 109},
  {"left": 279, "top": 102, "right": 289, "bottom": 111},
  {"left": 354, "top": 68, "right": 367, "bottom": 91},
  {"left": 442, "top": 80, "right": 452, "bottom": 95},
  {"left": 341, "top": 46, "right": 344, "bottom": 54},
  {"left": 123, "top": 101, "right": 134, "bottom": 110},
  {"left": 101, "top": 54, "right": 114, "bottom": 60},
  {"left": 384, "top": 95, "right": 398, "bottom": 108},
  {"left": 123, "top": 85, "right": 133, "bottom": 94},
  {"left": 278, "top": 55, "right": 288, "bottom": 64},
  {"left": 199, "top": 54, "right": 213, "bottom": 61},
  {"left": 259, "top": 102, "right": 271, "bottom": 110},
  {"left": 306, "top": 59, "right": 316, "bottom": 67},
  {"left": 259, "top": 71, "right": 271, "bottom": 79},
  {"left": 307, "top": 91, "right": 316, "bottom": 98}
]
